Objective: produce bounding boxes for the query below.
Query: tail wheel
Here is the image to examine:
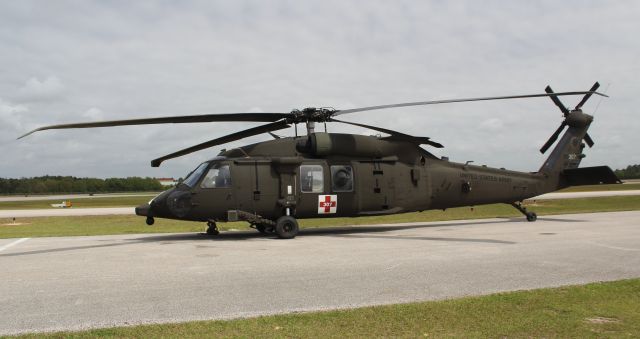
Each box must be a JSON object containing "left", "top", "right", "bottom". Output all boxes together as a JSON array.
[
  {"left": 526, "top": 212, "right": 537, "bottom": 222},
  {"left": 275, "top": 216, "right": 299, "bottom": 239}
]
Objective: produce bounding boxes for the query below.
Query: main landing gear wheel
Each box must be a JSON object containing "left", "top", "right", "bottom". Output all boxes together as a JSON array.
[
  {"left": 275, "top": 216, "right": 299, "bottom": 239},
  {"left": 526, "top": 212, "right": 537, "bottom": 222},
  {"left": 206, "top": 221, "right": 219, "bottom": 235}
]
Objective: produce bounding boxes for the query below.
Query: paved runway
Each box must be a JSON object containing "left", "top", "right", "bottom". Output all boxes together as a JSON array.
[
  {"left": 0, "top": 207, "right": 134, "bottom": 218},
  {"left": 0, "top": 193, "right": 156, "bottom": 202},
  {"left": 2, "top": 190, "right": 639, "bottom": 218},
  {"left": 531, "top": 189, "right": 640, "bottom": 200},
  {"left": 1, "top": 210, "right": 639, "bottom": 335}
]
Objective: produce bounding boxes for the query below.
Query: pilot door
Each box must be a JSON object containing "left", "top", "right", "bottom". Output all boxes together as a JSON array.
[
  {"left": 233, "top": 159, "right": 280, "bottom": 218},
  {"left": 191, "top": 162, "right": 236, "bottom": 220}
]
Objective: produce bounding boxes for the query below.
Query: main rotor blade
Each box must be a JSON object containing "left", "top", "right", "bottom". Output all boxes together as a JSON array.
[
  {"left": 150, "top": 120, "right": 290, "bottom": 167},
  {"left": 333, "top": 91, "right": 607, "bottom": 116},
  {"left": 583, "top": 133, "right": 595, "bottom": 147},
  {"left": 539, "top": 121, "right": 567, "bottom": 154},
  {"left": 331, "top": 118, "right": 444, "bottom": 148},
  {"left": 18, "top": 112, "right": 289, "bottom": 139},
  {"left": 574, "top": 82, "right": 600, "bottom": 110}
]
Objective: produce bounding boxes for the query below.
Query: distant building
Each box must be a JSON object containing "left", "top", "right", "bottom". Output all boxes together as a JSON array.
[{"left": 156, "top": 178, "right": 178, "bottom": 187}]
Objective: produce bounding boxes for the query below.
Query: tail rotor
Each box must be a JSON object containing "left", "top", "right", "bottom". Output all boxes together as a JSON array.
[{"left": 539, "top": 82, "right": 600, "bottom": 154}]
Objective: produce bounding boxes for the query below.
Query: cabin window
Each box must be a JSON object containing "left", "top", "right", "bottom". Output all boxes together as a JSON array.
[
  {"left": 331, "top": 165, "right": 354, "bottom": 192},
  {"left": 300, "top": 165, "right": 324, "bottom": 193},
  {"left": 201, "top": 164, "right": 232, "bottom": 188}
]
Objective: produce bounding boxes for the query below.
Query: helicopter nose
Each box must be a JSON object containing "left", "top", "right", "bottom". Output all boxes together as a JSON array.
[
  {"left": 136, "top": 189, "right": 175, "bottom": 218},
  {"left": 135, "top": 203, "right": 150, "bottom": 217}
]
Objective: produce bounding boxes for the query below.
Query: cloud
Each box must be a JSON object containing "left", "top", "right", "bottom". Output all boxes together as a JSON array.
[
  {"left": 0, "top": 98, "right": 28, "bottom": 131},
  {"left": 0, "top": 1, "right": 639, "bottom": 177},
  {"left": 82, "top": 107, "right": 104, "bottom": 120},
  {"left": 15, "top": 76, "right": 65, "bottom": 103},
  {"left": 479, "top": 118, "right": 504, "bottom": 131}
]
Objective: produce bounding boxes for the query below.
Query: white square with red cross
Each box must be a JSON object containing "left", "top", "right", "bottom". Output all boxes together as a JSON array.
[{"left": 318, "top": 195, "right": 337, "bottom": 214}]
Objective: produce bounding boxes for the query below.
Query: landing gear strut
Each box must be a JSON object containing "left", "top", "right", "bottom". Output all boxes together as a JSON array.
[
  {"left": 206, "top": 221, "right": 219, "bottom": 235},
  {"left": 511, "top": 202, "right": 537, "bottom": 222}
]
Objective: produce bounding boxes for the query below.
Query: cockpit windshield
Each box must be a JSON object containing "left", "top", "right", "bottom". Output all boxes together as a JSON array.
[{"left": 182, "top": 162, "right": 209, "bottom": 188}]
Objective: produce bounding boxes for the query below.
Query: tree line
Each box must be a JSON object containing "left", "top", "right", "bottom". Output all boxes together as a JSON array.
[
  {"left": 0, "top": 176, "right": 164, "bottom": 195},
  {"left": 614, "top": 165, "right": 640, "bottom": 180},
  {"left": 1, "top": 165, "right": 637, "bottom": 195}
]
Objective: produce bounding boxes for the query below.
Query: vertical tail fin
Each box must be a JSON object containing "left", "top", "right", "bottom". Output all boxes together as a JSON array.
[
  {"left": 537, "top": 83, "right": 601, "bottom": 178},
  {"left": 538, "top": 111, "right": 592, "bottom": 176}
]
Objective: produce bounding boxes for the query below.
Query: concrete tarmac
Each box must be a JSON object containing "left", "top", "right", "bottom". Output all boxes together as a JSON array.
[{"left": 1, "top": 210, "right": 639, "bottom": 335}]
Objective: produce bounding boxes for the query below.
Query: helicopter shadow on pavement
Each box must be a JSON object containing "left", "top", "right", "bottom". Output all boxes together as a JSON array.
[
  {"left": 0, "top": 216, "right": 588, "bottom": 257},
  {"left": 139, "top": 214, "right": 587, "bottom": 244},
  {"left": 136, "top": 218, "right": 541, "bottom": 244}
]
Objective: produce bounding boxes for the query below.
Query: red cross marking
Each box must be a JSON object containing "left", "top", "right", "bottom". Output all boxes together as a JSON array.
[{"left": 319, "top": 195, "right": 337, "bottom": 213}]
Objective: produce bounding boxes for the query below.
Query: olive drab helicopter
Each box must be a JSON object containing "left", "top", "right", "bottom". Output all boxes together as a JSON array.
[{"left": 19, "top": 82, "right": 620, "bottom": 239}]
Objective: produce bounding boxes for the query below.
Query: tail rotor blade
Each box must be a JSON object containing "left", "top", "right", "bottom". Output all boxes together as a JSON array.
[
  {"left": 583, "top": 133, "right": 595, "bottom": 147},
  {"left": 545, "top": 86, "right": 570, "bottom": 115},
  {"left": 574, "top": 82, "right": 601, "bottom": 110},
  {"left": 540, "top": 122, "right": 567, "bottom": 154}
]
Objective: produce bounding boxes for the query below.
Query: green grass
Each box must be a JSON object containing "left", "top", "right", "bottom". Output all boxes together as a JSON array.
[
  {"left": 0, "top": 184, "right": 637, "bottom": 211},
  {"left": 0, "top": 196, "right": 152, "bottom": 210},
  {"left": 2, "top": 195, "right": 639, "bottom": 239},
  {"left": 13, "top": 278, "right": 640, "bottom": 338}
]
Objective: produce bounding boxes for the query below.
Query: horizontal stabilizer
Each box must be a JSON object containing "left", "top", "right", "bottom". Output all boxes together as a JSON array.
[{"left": 561, "top": 166, "right": 621, "bottom": 186}]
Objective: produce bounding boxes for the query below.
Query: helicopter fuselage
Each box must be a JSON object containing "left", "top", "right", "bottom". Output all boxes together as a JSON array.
[{"left": 136, "top": 133, "right": 550, "bottom": 224}]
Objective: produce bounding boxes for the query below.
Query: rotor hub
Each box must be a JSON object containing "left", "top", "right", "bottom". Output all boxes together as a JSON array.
[
  {"left": 288, "top": 107, "right": 336, "bottom": 124},
  {"left": 565, "top": 109, "right": 593, "bottom": 128}
]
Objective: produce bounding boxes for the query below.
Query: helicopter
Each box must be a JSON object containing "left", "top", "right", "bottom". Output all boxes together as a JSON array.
[{"left": 19, "top": 82, "right": 620, "bottom": 239}]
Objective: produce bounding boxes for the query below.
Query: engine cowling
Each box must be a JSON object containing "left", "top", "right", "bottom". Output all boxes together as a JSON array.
[{"left": 296, "top": 132, "right": 384, "bottom": 157}]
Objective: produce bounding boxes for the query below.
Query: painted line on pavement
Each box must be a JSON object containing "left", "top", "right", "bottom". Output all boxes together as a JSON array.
[{"left": 0, "top": 238, "right": 30, "bottom": 252}]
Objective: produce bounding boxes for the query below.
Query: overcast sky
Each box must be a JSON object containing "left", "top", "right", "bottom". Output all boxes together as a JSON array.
[{"left": 1, "top": 1, "right": 638, "bottom": 179}]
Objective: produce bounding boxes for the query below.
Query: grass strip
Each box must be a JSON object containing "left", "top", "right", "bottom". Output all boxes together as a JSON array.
[
  {"left": 13, "top": 278, "right": 640, "bottom": 338},
  {"left": 1, "top": 195, "right": 639, "bottom": 239},
  {"left": 1, "top": 184, "right": 638, "bottom": 211}
]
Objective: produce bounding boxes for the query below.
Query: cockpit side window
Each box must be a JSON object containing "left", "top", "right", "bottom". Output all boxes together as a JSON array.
[
  {"left": 201, "top": 164, "right": 232, "bottom": 188},
  {"left": 182, "top": 162, "right": 209, "bottom": 188}
]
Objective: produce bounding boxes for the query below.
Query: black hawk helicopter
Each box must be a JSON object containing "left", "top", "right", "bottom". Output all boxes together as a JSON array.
[{"left": 19, "top": 82, "right": 620, "bottom": 239}]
